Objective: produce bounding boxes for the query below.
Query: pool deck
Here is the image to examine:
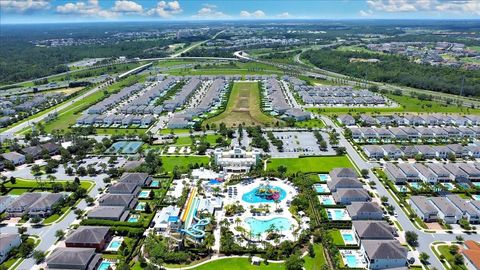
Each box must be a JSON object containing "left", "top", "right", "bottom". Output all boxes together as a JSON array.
[{"left": 224, "top": 178, "right": 299, "bottom": 243}]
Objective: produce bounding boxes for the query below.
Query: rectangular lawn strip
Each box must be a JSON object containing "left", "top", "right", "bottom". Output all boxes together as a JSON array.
[
  {"left": 160, "top": 128, "right": 191, "bottom": 135},
  {"left": 160, "top": 156, "right": 210, "bottom": 173},
  {"left": 203, "top": 81, "right": 280, "bottom": 127},
  {"left": 4, "top": 178, "right": 94, "bottom": 195},
  {"left": 267, "top": 155, "right": 354, "bottom": 174},
  {"left": 303, "top": 243, "right": 327, "bottom": 270},
  {"left": 188, "top": 258, "right": 284, "bottom": 270},
  {"left": 294, "top": 118, "right": 325, "bottom": 128},
  {"left": 307, "top": 93, "right": 480, "bottom": 115},
  {"left": 328, "top": 230, "right": 345, "bottom": 246}
]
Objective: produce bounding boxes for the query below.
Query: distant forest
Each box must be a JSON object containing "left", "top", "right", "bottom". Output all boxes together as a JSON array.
[
  {"left": 0, "top": 23, "right": 210, "bottom": 85},
  {"left": 303, "top": 49, "right": 480, "bottom": 97}
]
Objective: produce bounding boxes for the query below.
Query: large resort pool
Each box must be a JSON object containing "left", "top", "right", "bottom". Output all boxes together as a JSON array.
[
  {"left": 241, "top": 184, "right": 287, "bottom": 203},
  {"left": 245, "top": 217, "right": 291, "bottom": 235}
]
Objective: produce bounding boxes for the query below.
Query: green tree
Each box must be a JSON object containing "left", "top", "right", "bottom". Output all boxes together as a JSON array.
[
  {"left": 405, "top": 231, "right": 418, "bottom": 247},
  {"left": 419, "top": 252, "right": 429, "bottom": 264},
  {"left": 33, "top": 250, "right": 46, "bottom": 263},
  {"left": 285, "top": 253, "right": 304, "bottom": 270}
]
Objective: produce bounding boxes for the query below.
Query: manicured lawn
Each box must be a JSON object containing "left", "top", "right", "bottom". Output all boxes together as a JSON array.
[
  {"left": 4, "top": 178, "right": 94, "bottom": 195},
  {"left": 304, "top": 243, "right": 327, "bottom": 270},
  {"left": 267, "top": 156, "right": 354, "bottom": 174},
  {"left": 437, "top": 245, "right": 467, "bottom": 270},
  {"left": 308, "top": 94, "right": 480, "bottom": 115},
  {"left": 204, "top": 81, "right": 280, "bottom": 127},
  {"left": 174, "top": 134, "right": 222, "bottom": 146},
  {"left": 160, "top": 128, "right": 191, "bottom": 135},
  {"left": 328, "top": 230, "right": 345, "bottom": 246},
  {"left": 294, "top": 119, "right": 325, "bottom": 128},
  {"left": 161, "top": 156, "right": 210, "bottom": 173},
  {"left": 191, "top": 258, "right": 284, "bottom": 270}
]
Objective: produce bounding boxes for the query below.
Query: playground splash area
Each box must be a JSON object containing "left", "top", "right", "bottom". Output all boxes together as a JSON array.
[
  {"left": 226, "top": 178, "right": 300, "bottom": 242},
  {"left": 105, "top": 141, "right": 143, "bottom": 154}
]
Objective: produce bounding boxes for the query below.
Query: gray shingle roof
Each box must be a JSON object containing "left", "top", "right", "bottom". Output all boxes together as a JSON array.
[
  {"left": 65, "top": 226, "right": 110, "bottom": 245},
  {"left": 353, "top": 221, "right": 395, "bottom": 239},
  {"left": 362, "top": 240, "right": 408, "bottom": 260}
]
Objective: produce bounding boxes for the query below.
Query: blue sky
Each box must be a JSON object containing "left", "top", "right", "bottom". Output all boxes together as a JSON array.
[{"left": 1, "top": 0, "right": 479, "bottom": 24}]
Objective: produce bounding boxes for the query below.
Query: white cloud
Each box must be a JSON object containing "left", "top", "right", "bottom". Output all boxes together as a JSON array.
[
  {"left": 194, "top": 4, "right": 228, "bottom": 18},
  {"left": 56, "top": 0, "right": 117, "bottom": 18},
  {"left": 359, "top": 9, "right": 373, "bottom": 17},
  {"left": 239, "top": 10, "right": 266, "bottom": 18},
  {"left": 112, "top": 0, "right": 143, "bottom": 13},
  {"left": 277, "top": 12, "right": 290, "bottom": 18},
  {"left": 0, "top": 0, "right": 51, "bottom": 13},
  {"left": 366, "top": 0, "right": 480, "bottom": 15},
  {"left": 146, "top": 1, "right": 182, "bottom": 18}
]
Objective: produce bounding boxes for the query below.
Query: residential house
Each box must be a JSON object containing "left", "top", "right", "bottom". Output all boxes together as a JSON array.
[
  {"left": 332, "top": 189, "right": 370, "bottom": 205},
  {"left": 46, "top": 247, "right": 102, "bottom": 270},
  {"left": 108, "top": 182, "right": 140, "bottom": 195},
  {"left": 384, "top": 163, "right": 407, "bottom": 184},
  {"left": 409, "top": 196, "right": 438, "bottom": 222},
  {"left": 415, "top": 145, "right": 436, "bottom": 159},
  {"left": 337, "top": 114, "right": 356, "bottom": 126},
  {"left": 98, "top": 194, "right": 137, "bottom": 209},
  {"left": 363, "top": 145, "right": 384, "bottom": 159},
  {"left": 327, "top": 177, "right": 363, "bottom": 192},
  {"left": 361, "top": 240, "right": 408, "bottom": 270},
  {"left": 444, "top": 164, "right": 469, "bottom": 182},
  {"left": 458, "top": 163, "right": 480, "bottom": 181},
  {"left": 381, "top": 145, "right": 403, "bottom": 159},
  {"left": 353, "top": 221, "right": 396, "bottom": 240},
  {"left": 28, "top": 193, "right": 64, "bottom": 218},
  {"left": 426, "top": 163, "right": 452, "bottom": 182},
  {"left": 413, "top": 163, "right": 438, "bottom": 184},
  {"left": 87, "top": 206, "right": 129, "bottom": 221},
  {"left": 0, "top": 233, "right": 21, "bottom": 263},
  {"left": 397, "top": 163, "right": 420, "bottom": 182},
  {"left": 65, "top": 226, "right": 111, "bottom": 251},
  {"left": 430, "top": 197, "right": 462, "bottom": 224},
  {"left": 119, "top": 173, "right": 153, "bottom": 186},
  {"left": 461, "top": 240, "right": 480, "bottom": 270},
  {"left": 1, "top": 152, "right": 25, "bottom": 165},
  {"left": 6, "top": 192, "right": 42, "bottom": 217},
  {"left": 0, "top": 196, "right": 14, "bottom": 213},
  {"left": 446, "top": 194, "right": 480, "bottom": 224},
  {"left": 346, "top": 202, "right": 383, "bottom": 220}
]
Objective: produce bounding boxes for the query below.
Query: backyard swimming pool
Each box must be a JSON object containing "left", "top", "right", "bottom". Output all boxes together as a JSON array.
[
  {"left": 442, "top": 182, "right": 455, "bottom": 191},
  {"left": 313, "top": 184, "right": 330, "bottom": 193},
  {"left": 135, "top": 202, "right": 146, "bottom": 211},
  {"left": 106, "top": 237, "right": 123, "bottom": 252},
  {"left": 98, "top": 261, "right": 113, "bottom": 270},
  {"left": 473, "top": 194, "right": 480, "bottom": 201},
  {"left": 150, "top": 181, "right": 159, "bottom": 187},
  {"left": 318, "top": 195, "right": 336, "bottom": 206},
  {"left": 127, "top": 215, "right": 139, "bottom": 222},
  {"left": 139, "top": 190, "right": 151, "bottom": 199},
  {"left": 394, "top": 185, "right": 408, "bottom": 193},
  {"left": 242, "top": 185, "right": 287, "bottom": 203},
  {"left": 345, "top": 254, "right": 358, "bottom": 268},
  {"left": 318, "top": 174, "right": 330, "bottom": 182},
  {"left": 473, "top": 182, "right": 480, "bottom": 188},
  {"left": 409, "top": 182, "right": 422, "bottom": 190},
  {"left": 245, "top": 217, "right": 291, "bottom": 235},
  {"left": 327, "top": 209, "right": 350, "bottom": 221},
  {"left": 341, "top": 231, "right": 357, "bottom": 245}
]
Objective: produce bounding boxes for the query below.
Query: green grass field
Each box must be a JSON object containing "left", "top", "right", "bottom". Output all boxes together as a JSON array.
[
  {"left": 4, "top": 178, "right": 94, "bottom": 194},
  {"left": 191, "top": 258, "right": 284, "bottom": 270},
  {"left": 294, "top": 119, "right": 325, "bottom": 128},
  {"left": 203, "top": 81, "right": 280, "bottom": 127},
  {"left": 95, "top": 128, "right": 148, "bottom": 135},
  {"left": 267, "top": 156, "right": 354, "bottom": 174},
  {"left": 328, "top": 230, "right": 345, "bottom": 246},
  {"left": 304, "top": 244, "right": 327, "bottom": 270},
  {"left": 161, "top": 156, "right": 210, "bottom": 173},
  {"left": 437, "top": 245, "right": 467, "bottom": 270},
  {"left": 308, "top": 93, "right": 480, "bottom": 115}
]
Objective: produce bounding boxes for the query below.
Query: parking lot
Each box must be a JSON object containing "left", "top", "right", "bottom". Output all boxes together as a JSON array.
[{"left": 267, "top": 131, "right": 336, "bottom": 158}]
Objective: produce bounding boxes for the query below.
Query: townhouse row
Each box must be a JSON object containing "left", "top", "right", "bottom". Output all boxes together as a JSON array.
[
  {"left": 363, "top": 144, "right": 480, "bottom": 160},
  {"left": 410, "top": 194, "right": 480, "bottom": 224},
  {"left": 339, "top": 113, "right": 480, "bottom": 127},
  {"left": 385, "top": 162, "right": 480, "bottom": 184}
]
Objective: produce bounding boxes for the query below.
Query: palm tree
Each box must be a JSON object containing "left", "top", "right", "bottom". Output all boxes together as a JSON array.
[{"left": 235, "top": 217, "right": 241, "bottom": 227}]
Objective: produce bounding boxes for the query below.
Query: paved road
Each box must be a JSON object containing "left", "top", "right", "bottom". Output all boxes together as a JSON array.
[
  {"left": 170, "top": 30, "right": 226, "bottom": 58},
  {"left": 322, "top": 116, "right": 480, "bottom": 269}
]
